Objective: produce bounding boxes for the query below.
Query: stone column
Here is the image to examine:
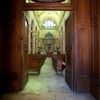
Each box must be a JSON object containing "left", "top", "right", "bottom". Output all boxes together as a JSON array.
[
  {"left": 35, "top": 39, "right": 38, "bottom": 54},
  {"left": 28, "top": 26, "right": 31, "bottom": 54},
  {"left": 63, "top": 25, "right": 65, "bottom": 54},
  {"left": 32, "top": 35, "right": 35, "bottom": 54}
]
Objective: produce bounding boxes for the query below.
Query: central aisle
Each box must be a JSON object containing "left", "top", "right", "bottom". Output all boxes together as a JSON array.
[
  {"left": 0, "top": 58, "right": 96, "bottom": 100},
  {"left": 21, "top": 57, "right": 71, "bottom": 94}
]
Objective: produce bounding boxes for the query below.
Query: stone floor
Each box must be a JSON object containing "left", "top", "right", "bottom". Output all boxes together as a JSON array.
[{"left": 0, "top": 58, "right": 96, "bottom": 100}]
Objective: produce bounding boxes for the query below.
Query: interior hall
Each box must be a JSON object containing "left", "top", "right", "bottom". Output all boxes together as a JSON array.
[{"left": 0, "top": 0, "right": 100, "bottom": 100}]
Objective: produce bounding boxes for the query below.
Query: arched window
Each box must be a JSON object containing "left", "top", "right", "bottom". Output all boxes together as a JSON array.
[{"left": 43, "top": 19, "right": 56, "bottom": 28}]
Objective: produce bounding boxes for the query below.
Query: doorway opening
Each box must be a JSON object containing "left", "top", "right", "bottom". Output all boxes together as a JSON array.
[{"left": 21, "top": 10, "right": 74, "bottom": 93}]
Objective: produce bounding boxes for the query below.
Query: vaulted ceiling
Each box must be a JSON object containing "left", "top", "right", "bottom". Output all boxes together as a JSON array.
[
  {"left": 26, "top": 0, "right": 71, "bottom": 30},
  {"left": 33, "top": 11, "right": 66, "bottom": 29}
]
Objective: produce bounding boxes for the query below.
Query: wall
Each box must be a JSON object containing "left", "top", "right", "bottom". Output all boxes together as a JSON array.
[
  {"left": 0, "top": 0, "right": 23, "bottom": 93},
  {"left": 39, "top": 29, "right": 59, "bottom": 38},
  {"left": 90, "top": 0, "right": 100, "bottom": 100},
  {"left": 0, "top": 1, "right": 4, "bottom": 93},
  {"left": 73, "top": 0, "right": 91, "bottom": 92}
]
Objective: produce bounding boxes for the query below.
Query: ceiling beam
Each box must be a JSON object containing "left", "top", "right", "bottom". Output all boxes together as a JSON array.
[{"left": 22, "top": 3, "right": 74, "bottom": 11}]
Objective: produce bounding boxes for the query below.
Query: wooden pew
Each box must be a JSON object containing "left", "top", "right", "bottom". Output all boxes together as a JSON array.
[
  {"left": 52, "top": 54, "right": 65, "bottom": 73},
  {"left": 28, "top": 54, "right": 46, "bottom": 74}
]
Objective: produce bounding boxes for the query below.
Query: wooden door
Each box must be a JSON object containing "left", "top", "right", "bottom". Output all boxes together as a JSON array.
[
  {"left": 90, "top": 0, "right": 100, "bottom": 99},
  {"left": 21, "top": 15, "right": 29, "bottom": 90},
  {"left": 65, "top": 12, "right": 73, "bottom": 90}
]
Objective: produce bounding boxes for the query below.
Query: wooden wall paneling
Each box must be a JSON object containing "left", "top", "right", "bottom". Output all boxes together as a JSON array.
[
  {"left": 0, "top": 9, "right": 3, "bottom": 94},
  {"left": 2, "top": 0, "right": 19, "bottom": 92},
  {"left": 22, "top": 3, "right": 74, "bottom": 11},
  {"left": 1, "top": 0, "right": 23, "bottom": 93},
  {"left": 99, "top": 0, "right": 100, "bottom": 99},
  {"left": 90, "top": 0, "right": 100, "bottom": 100},
  {"left": 0, "top": 29, "right": 2, "bottom": 94},
  {"left": 99, "top": 0, "right": 100, "bottom": 83},
  {"left": 0, "top": 1, "right": 16, "bottom": 93},
  {"left": 73, "top": 0, "right": 91, "bottom": 92}
]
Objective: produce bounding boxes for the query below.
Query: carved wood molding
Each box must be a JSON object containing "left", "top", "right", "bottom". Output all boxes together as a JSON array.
[
  {"left": 23, "top": 3, "right": 74, "bottom": 10},
  {"left": 78, "top": 18, "right": 86, "bottom": 30},
  {"left": 92, "top": 15, "right": 98, "bottom": 27},
  {"left": 32, "top": 0, "right": 65, "bottom": 3}
]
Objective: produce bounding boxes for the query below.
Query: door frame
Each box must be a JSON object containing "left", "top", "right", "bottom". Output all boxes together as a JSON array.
[{"left": 21, "top": 0, "right": 75, "bottom": 91}]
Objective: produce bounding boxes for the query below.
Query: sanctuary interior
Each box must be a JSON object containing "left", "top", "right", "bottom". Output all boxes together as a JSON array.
[{"left": 0, "top": 0, "right": 100, "bottom": 100}]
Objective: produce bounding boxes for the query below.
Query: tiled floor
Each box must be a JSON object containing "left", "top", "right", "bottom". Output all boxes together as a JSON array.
[{"left": 0, "top": 58, "right": 96, "bottom": 100}]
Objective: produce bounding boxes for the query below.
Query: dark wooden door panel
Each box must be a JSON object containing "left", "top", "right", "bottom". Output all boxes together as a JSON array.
[
  {"left": 21, "top": 15, "right": 29, "bottom": 89},
  {"left": 90, "top": 0, "right": 100, "bottom": 100},
  {"left": 73, "top": 0, "right": 91, "bottom": 92},
  {"left": 65, "top": 12, "right": 73, "bottom": 90}
]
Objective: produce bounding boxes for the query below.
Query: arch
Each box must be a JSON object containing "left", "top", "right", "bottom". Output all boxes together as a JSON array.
[{"left": 45, "top": 33, "right": 54, "bottom": 39}]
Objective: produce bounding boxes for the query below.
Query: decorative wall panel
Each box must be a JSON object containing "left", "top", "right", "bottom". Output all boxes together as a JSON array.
[
  {"left": 73, "top": 0, "right": 91, "bottom": 92},
  {"left": 90, "top": 0, "right": 100, "bottom": 99}
]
